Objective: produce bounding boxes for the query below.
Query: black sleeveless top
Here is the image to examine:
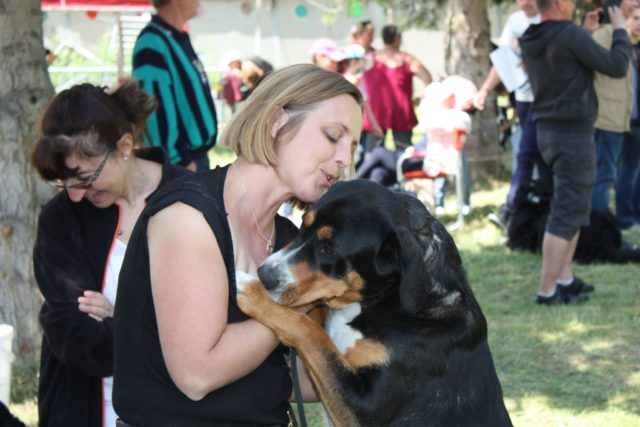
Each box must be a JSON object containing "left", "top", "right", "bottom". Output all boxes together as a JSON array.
[{"left": 113, "top": 166, "right": 298, "bottom": 426}]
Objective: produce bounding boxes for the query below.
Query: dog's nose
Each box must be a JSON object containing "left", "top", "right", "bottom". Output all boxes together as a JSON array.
[{"left": 257, "top": 263, "right": 280, "bottom": 291}]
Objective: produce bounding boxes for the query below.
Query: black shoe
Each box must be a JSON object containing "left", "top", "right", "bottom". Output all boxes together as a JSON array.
[
  {"left": 488, "top": 204, "right": 511, "bottom": 232},
  {"left": 536, "top": 287, "right": 589, "bottom": 305},
  {"left": 559, "top": 277, "right": 595, "bottom": 295}
]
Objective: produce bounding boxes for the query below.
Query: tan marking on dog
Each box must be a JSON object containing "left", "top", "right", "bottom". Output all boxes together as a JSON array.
[
  {"left": 237, "top": 268, "right": 362, "bottom": 426},
  {"left": 303, "top": 210, "right": 316, "bottom": 228},
  {"left": 317, "top": 225, "right": 333, "bottom": 240},
  {"left": 344, "top": 338, "right": 390, "bottom": 368},
  {"left": 328, "top": 271, "right": 365, "bottom": 308},
  {"left": 280, "top": 263, "right": 363, "bottom": 308}
]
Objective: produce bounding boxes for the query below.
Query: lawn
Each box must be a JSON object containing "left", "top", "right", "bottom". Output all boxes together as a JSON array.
[{"left": 9, "top": 146, "right": 640, "bottom": 426}]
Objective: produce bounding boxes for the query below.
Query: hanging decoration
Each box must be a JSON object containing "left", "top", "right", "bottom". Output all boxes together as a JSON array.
[
  {"left": 348, "top": 1, "right": 364, "bottom": 18},
  {"left": 86, "top": 10, "right": 98, "bottom": 19},
  {"left": 295, "top": 4, "right": 308, "bottom": 18},
  {"left": 240, "top": 1, "right": 253, "bottom": 15}
]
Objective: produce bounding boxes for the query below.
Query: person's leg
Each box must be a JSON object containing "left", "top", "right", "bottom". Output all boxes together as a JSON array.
[
  {"left": 539, "top": 231, "right": 578, "bottom": 295},
  {"left": 369, "top": 167, "right": 395, "bottom": 187},
  {"left": 615, "top": 127, "right": 640, "bottom": 228},
  {"left": 507, "top": 101, "right": 537, "bottom": 208},
  {"left": 591, "top": 129, "right": 625, "bottom": 212},
  {"left": 557, "top": 230, "right": 580, "bottom": 282},
  {"left": 355, "top": 147, "right": 385, "bottom": 179},
  {"left": 356, "top": 147, "right": 399, "bottom": 184},
  {"left": 510, "top": 123, "right": 522, "bottom": 176},
  {"left": 360, "top": 131, "right": 386, "bottom": 160},
  {"left": 462, "top": 150, "right": 471, "bottom": 208},
  {"left": 536, "top": 128, "right": 595, "bottom": 304},
  {"left": 434, "top": 177, "right": 447, "bottom": 210},
  {"left": 634, "top": 167, "right": 640, "bottom": 222},
  {"left": 391, "top": 130, "right": 412, "bottom": 151}
]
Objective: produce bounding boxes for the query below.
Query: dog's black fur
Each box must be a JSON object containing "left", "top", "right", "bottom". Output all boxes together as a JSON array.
[
  {"left": 0, "top": 402, "right": 26, "bottom": 427},
  {"left": 507, "top": 180, "right": 640, "bottom": 264},
  {"left": 237, "top": 180, "right": 511, "bottom": 427}
]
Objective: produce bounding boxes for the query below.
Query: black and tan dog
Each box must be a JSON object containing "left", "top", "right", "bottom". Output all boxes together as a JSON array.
[{"left": 236, "top": 180, "right": 512, "bottom": 427}]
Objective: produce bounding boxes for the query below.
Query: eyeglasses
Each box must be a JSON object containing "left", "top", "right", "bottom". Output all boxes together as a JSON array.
[{"left": 48, "top": 148, "right": 113, "bottom": 190}]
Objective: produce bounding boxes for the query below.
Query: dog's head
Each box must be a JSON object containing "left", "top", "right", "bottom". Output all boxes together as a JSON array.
[{"left": 259, "top": 180, "right": 482, "bottom": 323}]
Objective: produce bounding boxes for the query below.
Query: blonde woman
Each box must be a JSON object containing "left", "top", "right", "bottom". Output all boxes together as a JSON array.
[{"left": 113, "top": 64, "right": 363, "bottom": 426}]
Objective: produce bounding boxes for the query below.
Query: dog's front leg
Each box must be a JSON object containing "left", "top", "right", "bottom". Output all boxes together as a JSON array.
[{"left": 236, "top": 275, "right": 360, "bottom": 427}]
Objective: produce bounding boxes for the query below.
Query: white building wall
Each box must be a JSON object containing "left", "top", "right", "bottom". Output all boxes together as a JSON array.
[{"left": 43, "top": 0, "right": 512, "bottom": 90}]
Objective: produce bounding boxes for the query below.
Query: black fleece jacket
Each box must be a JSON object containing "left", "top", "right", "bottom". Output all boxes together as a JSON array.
[
  {"left": 519, "top": 20, "right": 630, "bottom": 130},
  {"left": 34, "top": 148, "right": 188, "bottom": 427}
]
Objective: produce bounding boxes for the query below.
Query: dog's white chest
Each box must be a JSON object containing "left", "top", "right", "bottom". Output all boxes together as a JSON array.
[{"left": 325, "top": 303, "right": 363, "bottom": 354}]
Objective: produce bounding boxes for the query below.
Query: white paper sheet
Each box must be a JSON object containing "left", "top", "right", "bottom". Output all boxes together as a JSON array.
[{"left": 489, "top": 45, "right": 528, "bottom": 93}]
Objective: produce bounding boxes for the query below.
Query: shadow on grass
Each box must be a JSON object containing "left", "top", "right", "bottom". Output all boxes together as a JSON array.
[{"left": 459, "top": 242, "right": 640, "bottom": 418}]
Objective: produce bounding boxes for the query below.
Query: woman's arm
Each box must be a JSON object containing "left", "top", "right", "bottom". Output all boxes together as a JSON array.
[
  {"left": 34, "top": 200, "right": 115, "bottom": 377},
  {"left": 409, "top": 54, "right": 433, "bottom": 86},
  {"left": 148, "top": 202, "right": 280, "bottom": 401}
]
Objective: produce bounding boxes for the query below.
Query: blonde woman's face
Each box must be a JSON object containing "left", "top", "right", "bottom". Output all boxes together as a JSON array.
[{"left": 276, "top": 94, "right": 363, "bottom": 203}]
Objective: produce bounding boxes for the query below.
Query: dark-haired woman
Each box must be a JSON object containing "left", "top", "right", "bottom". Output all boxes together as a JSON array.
[{"left": 31, "top": 80, "right": 189, "bottom": 427}]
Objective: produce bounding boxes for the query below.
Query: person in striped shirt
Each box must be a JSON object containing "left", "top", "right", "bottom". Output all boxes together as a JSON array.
[{"left": 132, "top": 0, "right": 217, "bottom": 171}]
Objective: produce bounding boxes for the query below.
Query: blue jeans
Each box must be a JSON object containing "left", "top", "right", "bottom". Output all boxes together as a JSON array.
[
  {"left": 616, "top": 126, "right": 640, "bottom": 228},
  {"left": 506, "top": 101, "right": 552, "bottom": 208},
  {"left": 355, "top": 146, "right": 402, "bottom": 187},
  {"left": 434, "top": 150, "right": 471, "bottom": 208},
  {"left": 591, "top": 129, "right": 625, "bottom": 212},
  {"left": 361, "top": 129, "right": 413, "bottom": 152}
]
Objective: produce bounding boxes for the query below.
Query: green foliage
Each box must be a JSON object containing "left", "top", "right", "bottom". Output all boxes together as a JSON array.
[
  {"left": 10, "top": 361, "right": 38, "bottom": 405},
  {"left": 372, "top": 0, "right": 609, "bottom": 30},
  {"left": 47, "top": 32, "right": 121, "bottom": 89}
]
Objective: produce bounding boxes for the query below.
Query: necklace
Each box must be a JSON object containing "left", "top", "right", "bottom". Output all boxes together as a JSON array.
[{"left": 231, "top": 162, "right": 275, "bottom": 253}]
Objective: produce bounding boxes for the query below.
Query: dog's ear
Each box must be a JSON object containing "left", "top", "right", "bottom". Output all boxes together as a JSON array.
[
  {"left": 396, "top": 194, "right": 465, "bottom": 316},
  {"left": 396, "top": 225, "right": 431, "bottom": 314}
]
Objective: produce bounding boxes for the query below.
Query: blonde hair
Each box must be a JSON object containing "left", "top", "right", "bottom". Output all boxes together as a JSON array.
[
  {"left": 628, "top": 8, "right": 640, "bottom": 44},
  {"left": 221, "top": 63, "right": 363, "bottom": 166}
]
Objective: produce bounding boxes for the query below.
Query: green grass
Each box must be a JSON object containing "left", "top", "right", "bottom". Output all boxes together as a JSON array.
[
  {"left": 10, "top": 147, "right": 640, "bottom": 426},
  {"left": 449, "top": 187, "right": 640, "bottom": 426}
]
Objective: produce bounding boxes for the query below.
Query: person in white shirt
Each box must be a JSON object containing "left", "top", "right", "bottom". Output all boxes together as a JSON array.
[{"left": 476, "top": 0, "right": 552, "bottom": 231}]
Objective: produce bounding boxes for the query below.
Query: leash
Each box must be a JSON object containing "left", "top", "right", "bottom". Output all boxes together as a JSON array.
[{"left": 290, "top": 349, "right": 308, "bottom": 427}]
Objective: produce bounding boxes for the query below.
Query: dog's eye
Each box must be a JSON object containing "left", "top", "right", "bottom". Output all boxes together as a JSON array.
[{"left": 319, "top": 242, "right": 337, "bottom": 258}]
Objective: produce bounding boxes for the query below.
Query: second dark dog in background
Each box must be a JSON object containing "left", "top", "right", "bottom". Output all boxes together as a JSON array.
[{"left": 507, "top": 180, "right": 640, "bottom": 264}]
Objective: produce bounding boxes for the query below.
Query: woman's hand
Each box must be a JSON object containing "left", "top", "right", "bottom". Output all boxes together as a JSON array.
[{"left": 78, "top": 290, "right": 114, "bottom": 321}]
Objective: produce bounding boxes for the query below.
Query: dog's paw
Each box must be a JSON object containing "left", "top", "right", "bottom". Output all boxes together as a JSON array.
[
  {"left": 235, "top": 271, "right": 270, "bottom": 318},
  {"left": 235, "top": 270, "right": 257, "bottom": 294}
]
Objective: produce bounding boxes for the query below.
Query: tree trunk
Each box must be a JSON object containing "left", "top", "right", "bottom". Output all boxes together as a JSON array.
[
  {"left": 443, "top": 0, "right": 502, "bottom": 184},
  {"left": 0, "top": 0, "right": 55, "bottom": 363}
]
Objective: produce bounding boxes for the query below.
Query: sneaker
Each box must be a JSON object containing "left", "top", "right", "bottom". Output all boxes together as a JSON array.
[
  {"left": 488, "top": 204, "right": 511, "bottom": 232},
  {"left": 434, "top": 206, "right": 445, "bottom": 217},
  {"left": 623, "top": 223, "right": 640, "bottom": 232},
  {"left": 536, "top": 287, "right": 589, "bottom": 305},
  {"left": 488, "top": 213, "right": 506, "bottom": 231},
  {"left": 462, "top": 205, "right": 472, "bottom": 216},
  {"left": 558, "top": 277, "right": 595, "bottom": 295}
]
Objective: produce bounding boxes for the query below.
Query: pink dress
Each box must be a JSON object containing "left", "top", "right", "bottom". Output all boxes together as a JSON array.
[{"left": 363, "top": 54, "right": 417, "bottom": 132}]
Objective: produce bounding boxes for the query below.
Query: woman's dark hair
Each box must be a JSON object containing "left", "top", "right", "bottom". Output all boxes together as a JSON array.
[
  {"left": 31, "top": 80, "right": 156, "bottom": 180},
  {"left": 351, "top": 20, "right": 373, "bottom": 37},
  {"left": 382, "top": 25, "right": 400, "bottom": 45}
]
